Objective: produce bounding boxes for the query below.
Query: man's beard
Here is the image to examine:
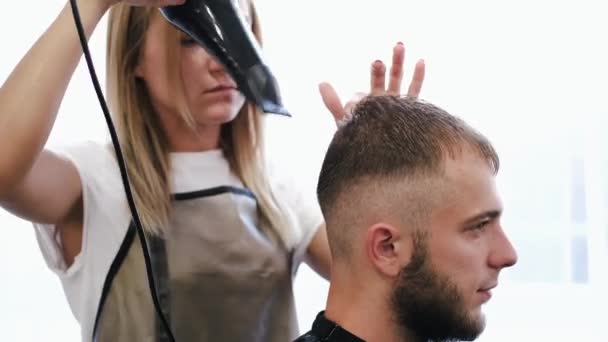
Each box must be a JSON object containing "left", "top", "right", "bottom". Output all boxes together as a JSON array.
[{"left": 391, "top": 233, "right": 485, "bottom": 342}]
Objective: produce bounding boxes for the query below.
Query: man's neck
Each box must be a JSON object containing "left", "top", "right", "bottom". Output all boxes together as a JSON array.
[{"left": 325, "top": 272, "right": 403, "bottom": 342}]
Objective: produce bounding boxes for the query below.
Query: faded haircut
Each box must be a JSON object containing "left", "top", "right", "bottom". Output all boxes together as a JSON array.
[{"left": 316, "top": 95, "right": 498, "bottom": 258}]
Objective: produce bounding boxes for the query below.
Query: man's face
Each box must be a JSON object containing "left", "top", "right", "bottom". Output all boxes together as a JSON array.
[{"left": 391, "top": 150, "right": 518, "bottom": 341}]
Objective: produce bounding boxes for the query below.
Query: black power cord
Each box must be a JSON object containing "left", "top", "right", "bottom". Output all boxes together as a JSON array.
[{"left": 68, "top": 1, "right": 176, "bottom": 341}]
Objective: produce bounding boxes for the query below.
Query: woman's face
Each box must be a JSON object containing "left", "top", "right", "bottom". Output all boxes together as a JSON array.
[{"left": 135, "top": 1, "right": 253, "bottom": 129}]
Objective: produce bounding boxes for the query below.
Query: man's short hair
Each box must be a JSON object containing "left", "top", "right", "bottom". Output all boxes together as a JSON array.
[{"left": 316, "top": 96, "right": 498, "bottom": 259}]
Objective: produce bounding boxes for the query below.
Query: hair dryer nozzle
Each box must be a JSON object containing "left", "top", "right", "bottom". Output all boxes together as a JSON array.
[{"left": 159, "top": 0, "right": 290, "bottom": 116}]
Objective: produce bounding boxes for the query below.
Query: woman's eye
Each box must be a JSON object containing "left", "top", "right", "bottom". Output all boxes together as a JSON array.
[{"left": 180, "top": 38, "right": 196, "bottom": 47}]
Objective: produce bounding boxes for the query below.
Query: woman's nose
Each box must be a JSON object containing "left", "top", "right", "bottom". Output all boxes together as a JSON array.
[{"left": 206, "top": 54, "right": 226, "bottom": 74}]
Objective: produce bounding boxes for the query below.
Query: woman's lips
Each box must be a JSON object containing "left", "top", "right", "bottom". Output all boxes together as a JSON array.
[{"left": 204, "top": 85, "right": 237, "bottom": 93}]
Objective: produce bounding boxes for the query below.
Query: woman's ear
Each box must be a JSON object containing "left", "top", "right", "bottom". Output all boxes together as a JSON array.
[
  {"left": 135, "top": 62, "right": 144, "bottom": 79},
  {"left": 365, "top": 223, "right": 414, "bottom": 278}
]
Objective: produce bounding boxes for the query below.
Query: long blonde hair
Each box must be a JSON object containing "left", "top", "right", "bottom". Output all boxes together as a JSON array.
[{"left": 105, "top": 4, "right": 296, "bottom": 249}]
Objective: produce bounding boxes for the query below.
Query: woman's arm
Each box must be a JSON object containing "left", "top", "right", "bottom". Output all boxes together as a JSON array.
[
  {"left": 305, "top": 224, "right": 332, "bottom": 280},
  {"left": 0, "top": 0, "right": 110, "bottom": 222}
]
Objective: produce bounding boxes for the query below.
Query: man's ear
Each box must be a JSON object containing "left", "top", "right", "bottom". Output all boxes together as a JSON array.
[{"left": 365, "top": 223, "right": 414, "bottom": 278}]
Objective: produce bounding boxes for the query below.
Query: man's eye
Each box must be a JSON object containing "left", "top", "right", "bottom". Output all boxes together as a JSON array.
[{"left": 471, "top": 219, "right": 491, "bottom": 231}]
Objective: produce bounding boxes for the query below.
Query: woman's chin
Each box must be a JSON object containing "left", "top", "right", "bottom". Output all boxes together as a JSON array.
[{"left": 193, "top": 105, "right": 242, "bottom": 125}]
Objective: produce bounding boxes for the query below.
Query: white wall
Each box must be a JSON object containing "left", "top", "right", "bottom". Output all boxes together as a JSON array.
[{"left": 1, "top": 0, "right": 608, "bottom": 341}]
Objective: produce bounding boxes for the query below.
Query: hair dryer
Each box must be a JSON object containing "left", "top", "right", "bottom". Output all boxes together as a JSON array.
[{"left": 159, "top": 0, "right": 290, "bottom": 116}]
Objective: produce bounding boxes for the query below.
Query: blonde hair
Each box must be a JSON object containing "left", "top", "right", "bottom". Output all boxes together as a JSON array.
[{"left": 105, "top": 4, "right": 297, "bottom": 249}]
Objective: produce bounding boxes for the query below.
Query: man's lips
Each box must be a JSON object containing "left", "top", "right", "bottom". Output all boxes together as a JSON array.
[
  {"left": 479, "top": 284, "right": 497, "bottom": 292},
  {"left": 477, "top": 284, "right": 497, "bottom": 303}
]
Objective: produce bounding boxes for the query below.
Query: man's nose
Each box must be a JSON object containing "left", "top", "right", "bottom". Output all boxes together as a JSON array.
[{"left": 489, "top": 227, "right": 518, "bottom": 270}]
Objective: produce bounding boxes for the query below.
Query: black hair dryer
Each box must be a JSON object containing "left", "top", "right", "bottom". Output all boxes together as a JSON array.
[{"left": 159, "top": 0, "right": 290, "bottom": 116}]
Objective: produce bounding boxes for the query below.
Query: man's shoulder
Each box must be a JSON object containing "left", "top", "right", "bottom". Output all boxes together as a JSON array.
[
  {"left": 294, "top": 310, "right": 366, "bottom": 342},
  {"left": 292, "top": 331, "right": 321, "bottom": 342}
]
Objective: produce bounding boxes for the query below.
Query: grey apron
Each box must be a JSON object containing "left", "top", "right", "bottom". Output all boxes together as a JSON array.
[{"left": 92, "top": 186, "right": 298, "bottom": 342}]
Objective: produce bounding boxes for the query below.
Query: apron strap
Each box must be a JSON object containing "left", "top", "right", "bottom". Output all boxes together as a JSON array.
[{"left": 148, "top": 234, "right": 172, "bottom": 342}]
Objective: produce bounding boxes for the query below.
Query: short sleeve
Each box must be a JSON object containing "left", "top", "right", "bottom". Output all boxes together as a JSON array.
[
  {"left": 32, "top": 141, "right": 127, "bottom": 277},
  {"left": 268, "top": 161, "right": 324, "bottom": 273}
]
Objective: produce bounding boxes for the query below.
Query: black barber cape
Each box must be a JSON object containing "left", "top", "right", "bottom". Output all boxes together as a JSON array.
[{"left": 294, "top": 311, "right": 365, "bottom": 342}]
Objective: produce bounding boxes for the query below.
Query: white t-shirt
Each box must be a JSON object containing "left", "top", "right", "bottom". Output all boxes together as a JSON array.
[{"left": 33, "top": 141, "right": 323, "bottom": 341}]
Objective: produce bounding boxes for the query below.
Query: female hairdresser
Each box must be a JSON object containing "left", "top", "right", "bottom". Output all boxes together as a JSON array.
[{"left": 0, "top": 0, "right": 425, "bottom": 340}]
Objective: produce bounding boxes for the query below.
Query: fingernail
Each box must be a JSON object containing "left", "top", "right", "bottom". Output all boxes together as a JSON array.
[
  {"left": 374, "top": 60, "right": 383, "bottom": 68},
  {"left": 397, "top": 41, "right": 404, "bottom": 46}
]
